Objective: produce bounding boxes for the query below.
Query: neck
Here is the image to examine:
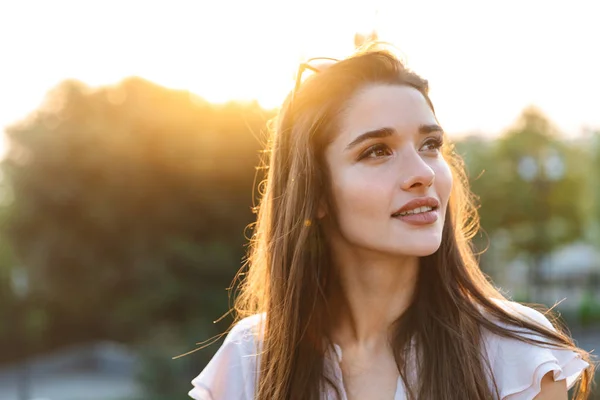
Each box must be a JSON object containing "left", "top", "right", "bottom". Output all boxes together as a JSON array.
[{"left": 328, "top": 246, "right": 419, "bottom": 349}]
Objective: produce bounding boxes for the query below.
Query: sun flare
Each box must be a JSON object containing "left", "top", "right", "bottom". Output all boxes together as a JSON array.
[{"left": 0, "top": 0, "right": 598, "bottom": 160}]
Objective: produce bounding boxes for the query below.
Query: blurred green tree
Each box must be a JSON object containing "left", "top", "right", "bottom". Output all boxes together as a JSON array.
[
  {"left": 1, "top": 77, "right": 274, "bottom": 358},
  {"left": 591, "top": 131, "right": 600, "bottom": 245},
  {"left": 457, "top": 108, "right": 587, "bottom": 298}
]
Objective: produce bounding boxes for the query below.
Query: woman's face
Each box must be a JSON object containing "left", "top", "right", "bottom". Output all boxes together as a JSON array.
[{"left": 320, "top": 84, "right": 453, "bottom": 257}]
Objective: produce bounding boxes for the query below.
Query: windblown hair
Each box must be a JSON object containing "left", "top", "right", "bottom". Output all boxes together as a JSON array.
[{"left": 234, "top": 45, "right": 595, "bottom": 399}]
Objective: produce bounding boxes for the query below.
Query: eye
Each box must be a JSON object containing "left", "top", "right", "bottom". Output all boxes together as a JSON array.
[
  {"left": 420, "top": 137, "right": 444, "bottom": 153},
  {"left": 358, "top": 143, "right": 394, "bottom": 160}
]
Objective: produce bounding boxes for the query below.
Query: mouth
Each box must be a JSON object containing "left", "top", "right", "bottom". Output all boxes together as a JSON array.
[
  {"left": 391, "top": 204, "right": 440, "bottom": 226},
  {"left": 391, "top": 205, "right": 439, "bottom": 218},
  {"left": 390, "top": 197, "right": 441, "bottom": 225}
]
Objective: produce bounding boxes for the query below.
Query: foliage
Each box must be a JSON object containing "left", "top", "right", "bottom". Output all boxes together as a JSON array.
[
  {"left": 458, "top": 107, "right": 588, "bottom": 259},
  {"left": 590, "top": 132, "right": 600, "bottom": 245},
  {"left": 0, "top": 77, "right": 273, "bottom": 360},
  {"left": 133, "top": 322, "right": 211, "bottom": 400},
  {"left": 578, "top": 291, "right": 600, "bottom": 327}
]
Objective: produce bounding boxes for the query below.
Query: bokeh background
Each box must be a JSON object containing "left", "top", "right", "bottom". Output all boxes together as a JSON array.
[{"left": 0, "top": 1, "right": 598, "bottom": 399}]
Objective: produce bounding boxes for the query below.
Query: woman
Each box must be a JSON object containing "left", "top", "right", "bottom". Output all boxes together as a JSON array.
[{"left": 189, "top": 45, "right": 595, "bottom": 399}]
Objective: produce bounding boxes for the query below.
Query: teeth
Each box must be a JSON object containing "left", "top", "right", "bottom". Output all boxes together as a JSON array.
[{"left": 396, "top": 206, "right": 433, "bottom": 217}]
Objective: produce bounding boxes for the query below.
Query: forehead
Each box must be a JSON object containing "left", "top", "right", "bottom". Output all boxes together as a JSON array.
[{"left": 337, "top": 84, "right": 437, "bottom": 139}]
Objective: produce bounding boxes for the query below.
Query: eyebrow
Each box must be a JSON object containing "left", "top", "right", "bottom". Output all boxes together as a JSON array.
[{"left": 345, "top": 124, "right": 445, "bottom": 151}]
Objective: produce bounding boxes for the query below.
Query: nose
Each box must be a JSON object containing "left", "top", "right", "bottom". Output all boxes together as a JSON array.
[{"left": 400, "top": 152, "right": 435, "bottom": 191}]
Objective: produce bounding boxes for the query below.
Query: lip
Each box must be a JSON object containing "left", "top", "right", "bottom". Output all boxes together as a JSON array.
[{"left": 392, "top": 197, "right": 440, "bottom": 216}]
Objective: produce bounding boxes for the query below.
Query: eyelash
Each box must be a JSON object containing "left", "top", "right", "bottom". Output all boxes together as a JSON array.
[
  {"left": 358, "top": 137, "right": 444, "bottom": 160},
  {"left": 422, "top": 137, "right": 444, "bottom": 152}
]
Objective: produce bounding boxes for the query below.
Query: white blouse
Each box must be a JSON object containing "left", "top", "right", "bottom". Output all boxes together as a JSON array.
[{"left": 188, "top": 301, "right": 589, "bottom": 400}]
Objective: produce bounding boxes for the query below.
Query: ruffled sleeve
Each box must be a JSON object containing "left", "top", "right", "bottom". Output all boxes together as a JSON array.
[
  {"left": 188, "top": 314, "right": 263, "bottom": 400},
  {"left": 488, "top": 301, "right": 589, "bottom": 400}
]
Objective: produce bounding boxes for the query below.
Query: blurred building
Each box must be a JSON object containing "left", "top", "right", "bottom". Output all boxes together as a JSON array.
[
  {"left": 0, "top": 341, "right": 141, "bottom": 400},
  {"left": 503, "top": 242, "right": 600, "bottom": 310}
]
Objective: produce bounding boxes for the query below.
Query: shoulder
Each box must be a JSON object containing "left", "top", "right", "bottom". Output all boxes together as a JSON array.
[
  {"left": 488, "top": 298, "right": 554, "bottom": 329},
  {"left": 225, "top": 313, "right": 266, "bottom": 344},
  {"left": 188, "top": 313, "right": 265, "bottom": 400},
  {"left": 482, "top": 300, "right": 588, "bottom": 400}
]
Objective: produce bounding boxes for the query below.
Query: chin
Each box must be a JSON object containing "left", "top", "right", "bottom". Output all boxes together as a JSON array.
[
  {"left": 408, "top": 246, "right": 440, "bottom": 257},
  {"left": 395, "top": 238, "right": 442, "bottom": 257}
]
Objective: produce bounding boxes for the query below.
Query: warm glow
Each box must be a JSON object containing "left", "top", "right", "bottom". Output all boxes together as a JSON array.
[{"left": 1, "top": 0, "right": 599, "bottom": 158}]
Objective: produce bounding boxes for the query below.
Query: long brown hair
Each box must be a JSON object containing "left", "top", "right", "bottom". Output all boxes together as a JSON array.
[{"left": 234, "top": 45, "right": 595, "bottom": 399}]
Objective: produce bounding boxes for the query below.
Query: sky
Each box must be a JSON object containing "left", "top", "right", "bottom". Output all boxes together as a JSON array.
[{"left": 0, "top": 0, "right": 599, "bottom": 156}]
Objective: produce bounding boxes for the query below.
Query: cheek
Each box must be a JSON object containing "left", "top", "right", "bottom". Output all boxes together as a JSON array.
[
  {"left": 331, "top": 168, "right": 391, "bottom": 218},
  {"left": 435, "top": 161, "right": 453, "bottom": 205}
]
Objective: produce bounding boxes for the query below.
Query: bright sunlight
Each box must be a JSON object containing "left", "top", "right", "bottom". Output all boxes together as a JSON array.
[{"left": 1, "top": 0, "right": 599, "bottom": 157}]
